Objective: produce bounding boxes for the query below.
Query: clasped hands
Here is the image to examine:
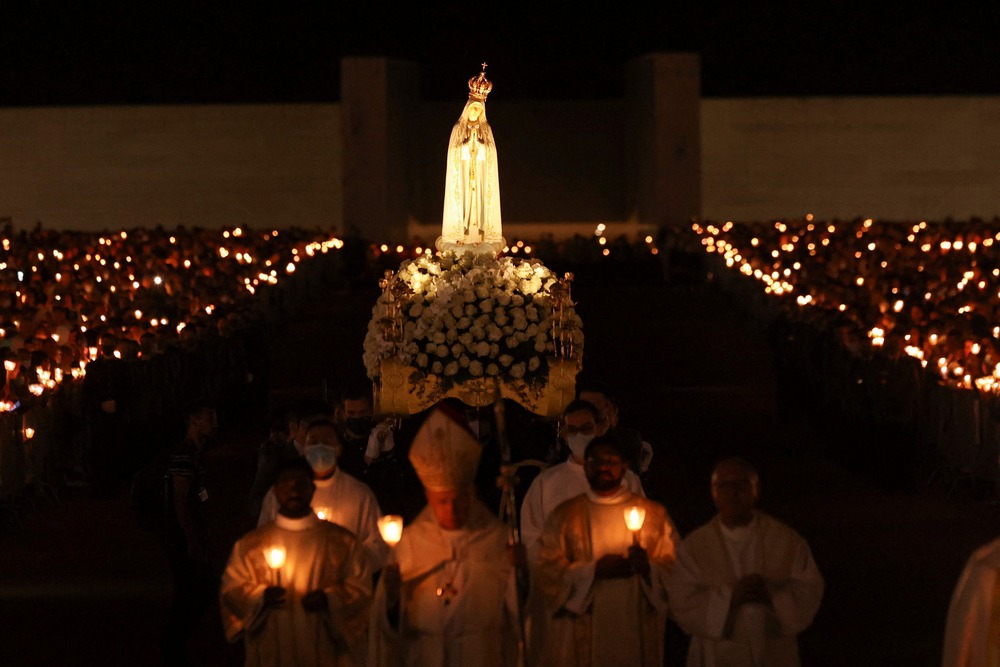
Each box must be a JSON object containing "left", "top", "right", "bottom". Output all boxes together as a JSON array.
[
  {"left": 595, "top": 545, "right": 651, "bottom": 581},
  {"left": 731, "top": 574, "right": 772, "bottom": 607},
  {"left": 263, "top": 586, "right": 329, "bottom": 613}
]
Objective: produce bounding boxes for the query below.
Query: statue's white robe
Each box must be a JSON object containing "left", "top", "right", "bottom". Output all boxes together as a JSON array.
[
  {"left": 668, "top": 512, "right": 823, "bottom": 667},
  {"left": 943, "top": 535, "right": 1000, "bottom": 667},
  {"left": 536, "top": 488, "right": 678, "bottom": 667},
  {"left": 259, "top": 468, "right": 388, "bottom": 570},
  {"left": 220, "top": 513, "right": 373, "bottom": 667}
]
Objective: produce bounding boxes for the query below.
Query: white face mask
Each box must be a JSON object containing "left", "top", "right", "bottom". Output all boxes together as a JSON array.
[
  {"left": 566, "top": 433, "right": 595, "bottom": 460},
  {"left": 304, "top": 444, "right": 338, "bottom": 473}
]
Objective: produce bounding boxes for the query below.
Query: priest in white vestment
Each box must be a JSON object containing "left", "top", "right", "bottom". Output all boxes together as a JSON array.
[
  {"left": 221, "top": 457, "right": 373, "bottom": 667},
  {"left": 369, "top": 403, "right": 521, "bottom": 667},
  {"left": 520, "top": 398, "right": 644, "bottom": 663},
  {"left": 942, "top": 534, "right": 1000, "bottom": 667},
  {"left": 668, "top": 458, "right": 823, "bottom": 667},
  {"left": 258, "top": 418, "right": 388, "bottom": 571},
  {"left": 536, "top": 434, "right": 678, "bottom": 667}
]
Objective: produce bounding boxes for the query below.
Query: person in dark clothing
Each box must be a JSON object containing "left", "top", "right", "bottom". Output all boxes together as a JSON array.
[{"left": 161, "top": 399, "right": 218, "bottom": 667}]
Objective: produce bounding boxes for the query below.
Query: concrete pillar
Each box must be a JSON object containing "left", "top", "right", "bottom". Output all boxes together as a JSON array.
[
  {"left": 626, "top": 53, "right": 701, "bottom": 229},
  {"left": 340, "top": 57, "right": 419, "bottom": 242}
]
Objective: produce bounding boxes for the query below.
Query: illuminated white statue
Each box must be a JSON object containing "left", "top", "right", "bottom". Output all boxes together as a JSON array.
[{"left": 436, "top": 64, "right": 505, "bottom": 256}]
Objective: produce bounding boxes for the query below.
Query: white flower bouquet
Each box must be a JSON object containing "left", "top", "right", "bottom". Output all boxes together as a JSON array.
[{"left": 364, "top": 252, "right": 583, "bottom": 405}]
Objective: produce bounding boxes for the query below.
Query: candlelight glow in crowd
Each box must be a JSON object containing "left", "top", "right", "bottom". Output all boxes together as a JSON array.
[{"left": 694, "top": 216, "right": 1000, "bottom": 392}]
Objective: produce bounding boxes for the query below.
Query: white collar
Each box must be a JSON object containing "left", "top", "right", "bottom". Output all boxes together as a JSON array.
[
  {"left": 586, "top": 483, "right": 630, "bottom": 505},
  {"left": 275, "top": 513, "right": 319, "bottom": 531}
]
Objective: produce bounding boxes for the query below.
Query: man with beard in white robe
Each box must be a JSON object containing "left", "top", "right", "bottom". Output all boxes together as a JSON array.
[
  {"left": 668, "top": 458, "right": 823, "bottom": 667},
  {"left": 369, "top": 403, "right": 521, "bottom": 667},
  {"left": 520, "top": 399, "right": 645, "bottom": 663},
  {"left": 536, "top": 434, "right": 678, "bottom": 667},
  {"left": 258, "top": 418, "right": 388, "bottom": 571},
  {"left": 942, "top": 534, "right": 1000, "bottom": 667},
  {"left": 221, "top": 457, "right": 373, "bottom": 667}
]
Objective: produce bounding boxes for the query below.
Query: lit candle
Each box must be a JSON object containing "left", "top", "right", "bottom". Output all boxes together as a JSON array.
[
  {"left": 315, "top": 507, "right": 331, "bottom": 522},
  {"left": 23, "top": 427, "right": 35, "bottom": 440},
  {"left": 263, "top": 545, "right": 286, "bottom": 587},
  {"left": 624, "top": 505, "right": 646, "bottom": 545},
  {"left": 378, "top": 515, "right": 404, "bottom": 562},
  {"left": 3, "top": 360, "right": 15, "bottom": 372}
]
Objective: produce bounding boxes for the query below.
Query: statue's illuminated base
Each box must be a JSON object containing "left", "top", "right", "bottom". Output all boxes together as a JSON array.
[
  {"left": 376, "top": 357, "right": 577, "bottom": 418},
  {"left": 435, "top": 236, "right": 506, "bottom": 257}
]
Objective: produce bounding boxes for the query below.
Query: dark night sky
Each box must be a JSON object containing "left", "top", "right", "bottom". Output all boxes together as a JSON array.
[{"left": 1, "top": 3, "right": 998, "bottom": 106}]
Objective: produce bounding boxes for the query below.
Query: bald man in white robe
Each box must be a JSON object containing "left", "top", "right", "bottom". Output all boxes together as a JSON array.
[{"left": 668, "top": 458, "right": 823, "bottom": 667}]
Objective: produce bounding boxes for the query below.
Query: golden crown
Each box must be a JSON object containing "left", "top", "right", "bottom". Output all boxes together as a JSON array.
[{"left": 467, "top": 63, "right": 492, "bottom": 101}]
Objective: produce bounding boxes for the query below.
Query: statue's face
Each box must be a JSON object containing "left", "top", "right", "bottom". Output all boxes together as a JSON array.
[{"left": 466, "top": 102, "right": 484, "bottom": 122}]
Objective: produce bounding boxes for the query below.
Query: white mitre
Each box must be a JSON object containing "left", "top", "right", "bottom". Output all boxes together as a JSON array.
[{"left": 409, "top": 404, "right": 482, "bottom": 491}]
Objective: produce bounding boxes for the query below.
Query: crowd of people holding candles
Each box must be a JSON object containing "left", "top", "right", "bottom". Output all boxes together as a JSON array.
[
  {"left": 695, "top": 216, "right": 1000, "bottom": 495},
  {"left": 0, "top": 221, "right": 348, "bottom": 507}
]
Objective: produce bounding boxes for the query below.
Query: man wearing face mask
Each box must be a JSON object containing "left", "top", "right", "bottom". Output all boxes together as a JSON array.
[
  {"left": 257, "top": 418, "right": 388, "bottom": 571},
  {"left": 248, "top": 398, "right": 333, "bottom": 519},
  {"left": 520, "top": 399, "right": 645, "bottom": 564},
  {"left": 519, "top": 400, "right": 645, "bottom": 665},
  {"left": 334, "top": 386, "right": 389, "bottom": 479}
]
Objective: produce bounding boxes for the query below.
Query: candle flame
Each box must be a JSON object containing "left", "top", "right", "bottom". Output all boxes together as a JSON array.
[
  {"left": 378, "top": 515, "right": 404, "bottom": 546},
  {"left": 624, "top": 505, "right": 646, "bottom": 533},
  {"left": 264, "top": 546, "right": 286, "bottom": 570}
]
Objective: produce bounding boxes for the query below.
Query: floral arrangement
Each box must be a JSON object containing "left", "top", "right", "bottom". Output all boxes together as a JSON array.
[{"left": 364, "top": 251, "right": 583, "bottom": 401}]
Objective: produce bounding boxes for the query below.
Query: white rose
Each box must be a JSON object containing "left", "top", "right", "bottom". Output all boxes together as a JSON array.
[
  {"left": 489, "top": 343, "right": 500, "bottom": 357},
  {"left": 475, "top": 315, "right": 490, "bottom": 329},
  {"left": 469, "top": 360, "right": 484, "bottom": 376},
  {"left": 475, "top": 285, "right": 489, "bottom": 299},
  {"left": 476, "top": 341, "right": 490, "bottom": 357},
  {"left": 534, "top": 339, "right": 547, "bottom": 353},
  {"left": 499, "top": 354, "right": 514, "bottom": 367},
  {"left": 457, "top": 316, "right": 471, "bottom": 329},
  {"left": 511, "top": 294, "right": 524, "bottom": 306},
  {"left": 451, "top": 305, "right": 464, "bottom": 318},
  {"left": 528, "top": 356, "right": 541, "bottom": 372},
  {"left": 510, "top": 362, "right": 526, "bottom": 379},
  {"left": 425, "top": 342, "right": 437, "bottom": 354},
  {"left": 459, "top": 355, "right": 471, "bottom": 368},
  {"left": 513, "top": 317, "right": 528, "bottom": 331},
  {"left": 526, "top": 324, "right": 538, "bottom": 337},
  {"left": 459, "top": 332, "right": 474, "bottom": 347},
  {"left": 444, "top": 361, "right": 459, "bottom": 376},
  {"left": 432, "top": 331, "right": 446, "bottom": 344},
  {"left": 487, "top": 325, "right": 503, "bottom": 342},
  {"left": 451, "top": 344, "right": 464, "bottom": 357},
  {"left": 463, "top": 289, "right": 476, "bottom": 303},
  {"left": 432, "top": 361, "right": 443, "bottom": 373},
  {"left": 495, "top": 314, "right": 509, "bottom": 326},
  {"left": 409, "top": 303, "right": 424, "bottom": 317},
  {"left": 497, "top": 293, "right": 511, "bottom": 306},
  {"left": 446, "top": 330, "right": 457, "bottom": 343},
  {"left": 465, "top": 304, "right": 477, "bottom": 316},
  {"left": 510, "top": 307, "right": 525, "bottom": 320},
  {"left": 502, "top": 325, "right": 514, "bottom": 335},
  {"left": 479, "top": 299, "right": 494, "bottom": 313},
  {"left": 471, "top": 326, "right": 486, "bottom": 340},
  {"left": 436, "top": 346, "right": 449, "bottom": 358},
  {"left": 505, "top": 336, "right": 518, "bottom": 349},
  {"left": 486, "top": 363, "right": 500, "bottom": 376},
  {"left": 416, "top": 353, "right": 429, "bottom": 368}
]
